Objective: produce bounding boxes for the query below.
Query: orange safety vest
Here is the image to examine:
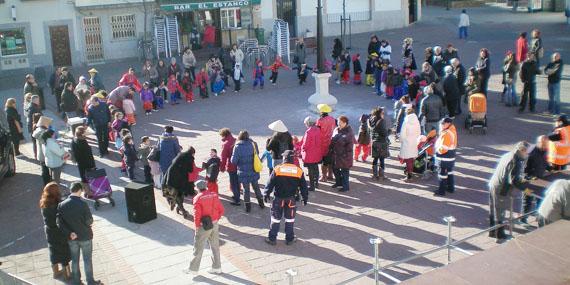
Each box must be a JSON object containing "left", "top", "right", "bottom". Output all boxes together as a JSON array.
[
  {"left": 548, "top": 126, "right": 570, "bottom": 166},
  {"left": 435, "top": 125, "right": 457, "bottom": 157},
  {"left": 274, "top": 163, "right": 303, "bottom": 179}
]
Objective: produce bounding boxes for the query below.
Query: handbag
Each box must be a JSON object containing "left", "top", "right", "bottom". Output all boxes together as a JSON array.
[{"left": 252, "top": 142, "right": 263, "bottom": 173}]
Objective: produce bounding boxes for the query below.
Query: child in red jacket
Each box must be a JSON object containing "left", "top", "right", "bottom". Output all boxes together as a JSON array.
[
  {"left": 266, "top": 56, "right": 290, "bottom": 85},
  {"left": 166, "top": 74, "right": 182, "bottom": 105},
  {"left": 201, "top": 149, "right": 221, "bottom": 194},
  {"left": 195, "top": 68, "right": 209, "bottom": 99},
  {"left": 180, "top": 70, "right": 194, "bottom": 103}
]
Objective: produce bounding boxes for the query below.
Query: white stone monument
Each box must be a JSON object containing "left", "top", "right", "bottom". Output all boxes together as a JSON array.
[{"left": 308, "top": 73, "right": 338, "bottom": 113}]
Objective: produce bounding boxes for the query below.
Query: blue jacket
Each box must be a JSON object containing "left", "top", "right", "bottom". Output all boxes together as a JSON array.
[
  {"left": 87, "top": 101, "right": 111, "bottom": 127},
  {"left": 159, "top": 133, "right": 181, "bottom": 173},
  {"left": 230, "top": 139, "right": 260, "bottom": 183}
]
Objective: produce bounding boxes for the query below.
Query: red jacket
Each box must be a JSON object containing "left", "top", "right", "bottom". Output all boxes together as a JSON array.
[
  {"left": 193, "top": 190, "right": 224, "bottom": 229},
  {"left": 516, "top": 37, "right": 528, "bottom": 64},
  {"left": 220, "top": 135, "right": 237, "bottom": 172},
  {"left": 267, "top": 60, "right": 290, "bottom": 72},
  {"left": 195, "top": 71, "right": 209, "bottom": 87},
  {"left": 316, "top": 115, "right": 337, "bottom": 157},
  {"left": 118, "top": 73, "right": 142, "bottom": 92},
  {"left": 167, "top": 78, "right": 182, "bottom": 94},
  {"left": 300, "top": 126, "right": 322, "bottom": 163}
]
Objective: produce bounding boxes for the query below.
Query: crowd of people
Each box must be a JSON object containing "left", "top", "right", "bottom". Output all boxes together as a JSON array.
[{"left": 2, "top": 20, "right": 567, "bottom": 282}]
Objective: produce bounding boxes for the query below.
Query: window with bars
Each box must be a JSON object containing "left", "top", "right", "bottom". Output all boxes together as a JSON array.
[
  {"left": 220, "top": 8, "right": 241, "bottom": 30},
  {"left": 110, "top": 14, "right": 136, "bottom": 40}
]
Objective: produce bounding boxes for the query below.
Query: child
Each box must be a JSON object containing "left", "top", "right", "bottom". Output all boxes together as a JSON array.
[
  {"left": 123, "top": 91, "right": 137, "bottom": 125},
  {"left": 138, "top": 136, "right": 153, "bottom": 184},
  {"left": 353, "top": 54, "right": 362, "bottom": 85},
  {"left": 294, "top": 63, "right": 313, "bottom": 85},
  {"left": 354, "top": 114, "right": 371, "bottom": 162},
  {"left": 112, "top": 112, "right": 129, "bottom": 149},
  {"left": 233, "top": 63, "right": 243, "bottom": 92},
  {"left": 154, "top": 80, "right": 169, "bottom": 105},
  {"left": 212, "top": 72, "right": 226, "bottom": 96},
  {"left": 365, "top": 53, "right": 377, "bottom": 87},
  {"left": 140, "top": 82, "right": 154, "bottom": 115},
  {"left": 391, "top": 69, "right": 404, "bottom": 101},
  {"left": 267, "top": 56, "right": 290, "bottom": 85},
  {"left": 341, "top": 50, "right": 351, "bottom": 84},
  {"left": 384, "top": 65, "right": 394, "bottom": 99},
  {"left": 147, "top": 144, "right": 162, "bottom": 188},
  {"left": 166, "top": 74, "right": 182, "bottom": 105},
  {"left": 122, "top": 136, "right": 138, "bottom": 180},
  {"left": 260, "top": 138, "right": 274, "bottom": 174},
  {"left": 334, "top": 56, "right": 343, "bottom": 84},
  {"left": 252, "top": 60, "right": 265, "bottom": 89},
  {"left": 195, "top": 68, "right": 209, "bottom": 98},
  {"left": 201, "top": 149, "right": 221, "bottom": 194},
  {"left": 180, "top": 70, "right": 194, "bottom": 103}
]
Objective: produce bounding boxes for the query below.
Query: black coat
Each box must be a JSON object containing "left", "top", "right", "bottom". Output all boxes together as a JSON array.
[
  {"left": 544, "top": 59, "right": 563, "bottom": 84},
  {"left": 267, "top": 131, "right": 294, "bottom": 160},
  {"left": 368, "top": 41, "right": 380, "bottom": 56},
  {"left": 26, "top": 103, "right": 42, "bottom": 133},
  {"left": 475, "top": 57, "right": 490, "bottom": 79},
  {"left": 520, "top": 60, "right": 540, "bottom": 83},
  {"left": 369, "top": 116, "right": 390, "bottom": 158},
  {"left": 61, "top": 89, "right": 78, "bottom": 112},
  {"left": 353, "top": 59, "right": 362, "bottom": 74},
  {"left": 42, "top": 206, "right": 71, "bottom": 265},
  {"left": 443, "top": 74, "right": 461, "bottom": 101},
  {"left": 71, "top": 138, "right": 95, "bottom": 170},
  {"left": 164, "top": 151, "right": 195, "bottom": 195},
  {"left": 5, "top": 107, "right": 22, "bottom": 136},
  {"left": 525, "top": 147, "right": 547, "bottom": 179},
  {"left": 331, "top": 126, "right": 355, "bottom": 169},
  {"left": 453, "top": 64, "right": 467, "bottom": 95}
]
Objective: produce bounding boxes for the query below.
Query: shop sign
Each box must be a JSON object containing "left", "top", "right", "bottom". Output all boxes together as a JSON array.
[{"left": 161, "top": 0, "right": 260, "bottom": 12}]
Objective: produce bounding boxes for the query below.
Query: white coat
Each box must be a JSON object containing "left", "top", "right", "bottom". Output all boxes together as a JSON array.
[
  {"left": 399, "top": 113, "right": 421, "bottom": 159},
  {"left": 44, "top": 138, "right": 66, "bottom": 168}
]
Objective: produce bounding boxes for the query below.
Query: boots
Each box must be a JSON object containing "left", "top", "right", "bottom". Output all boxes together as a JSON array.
[
  {"left": 63, "top": 264, "right": 71, "bottom": 280},
  {"left": 245, "top": 202, "right": 251, "bottom": 213},
  {"left": 379, "top": 168, "right": 386, "bottom": 180},
  {"left": 257, "top": 197, "right": 265, "bottom": 209},
  {"left": 52, "top": 264, "right": 61, "bottom": 279},
  {"left": 372, "top": 164, "right": 379, "bottom": 179},
  {"left": 488, "top": 218, "right": 497, "bottom": 238},
  {"left": 496, "top": 227, "right": 508, "bottom": 240}
]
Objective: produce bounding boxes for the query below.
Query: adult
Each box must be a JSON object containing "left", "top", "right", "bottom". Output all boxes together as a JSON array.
[
  {"left": 424, "top": 47, "right": 434, "bottom": 64},
  {"left": 300, "top": 116, "right": 322, "bottom": 191},
  {"left": 419, "top": 85, "right": 447, "bottom": 134},
  {"left": 168, "top": 57, "right": 181, "bottom": 80},
  {"left": 519, "top": 52, "right": 541, "bottom": 113},
  {"left": 367, "top": 35, "right": 380, "bottom": 56},
  {"left": 442, "top": 66, "right": 461, "bottom": 117},
  {"left": 230, "top": 44, "right": 245, "bottom": 76},
  {"left": 399, "top": 108, "right": 421, "bottom": 181},
  {"left": 26, "top": 95, "right": 43, "bottom": 134},
  {"left": 451, "top": 58, "right": 466, "bottom": 113},
  {"left": 379, "top": 40, "right": 392, "bottom": 62},
  {"left": 86, "top": 95, "right": 111, "bottom": 157},
  {"left": 202, "top": 23, "right": 216, "bottom": 48},
  {"left": 419, "top": 62, "right": 438, "bottom": 86},
  {"left": 330, "top": 115, "right": 354, "bottom": 192},
  {"left": 75, "top": 76, "right": 91, "bottom": 115},
  {"left": 219, "top": 128, "right": 240, "bottom": 205},
  {"left": 182, "top": 48, "right": 197, "bottom": 80},
  {"left": 547, "top": 115, "right": 570, "bottom": 170},
  {"left": 458, "top": 9, "right": 470, "bottom": 39},
  {"left": 24, "top": 73, "right": 45, "bottom": 110},
  {"left": 434, "top": 118, "right": 458, "bottom": 196},
  {"left": 57, "top": 67, "right": 76, "bottom": 112},
  {"left": 332, "top": 38, "right": 343, "bottom": 61},
  {"left": 263, "top": 150, "right": 309, "bottom": 245},
  {"left": 475, "top": 48, "right": 491, "bottom": 96},
  {"left": 33, "top": 116, "right": 53, "bottom": 185},
  {"left": 142, "top": 60, "right": 159, "bottom": 87},
  {"left": 442, "top": 44, "right": 459, "bottom": 65},
  {"left": 156, "top": 59, "right": 169, "bottom": 85},
  {"left": 48, "top": 68, "right": 62, "bottom": 112},
  {"left": 230, "top": 130, "right": 265, "bottom": 212},
  {"left": 515, "top": 32, "right": 528, "bottom": 64},
  {"left": 316, "top": 104, "right": 336, "bottom": 182},
  {"left": 544, "top": 53, "right": 563, "bottom": 115},
  {"left": 369, "top": 107, "right": 390, "bottom": 180},
  {"left": 158, "top": 125, "right": 182, "bottom": 176},
  {"left": 87, "top": 68, "right": 105, "bottom": 94},
  {"left": 402, "top": 37, "right": 417, "bottom": 70},
  {"left": 266, "top": 120, "right": 294, "bottom": 166},
  {"left": 185, "top": 180, "right": 224, "bottom": 275},
  {"left": 39, "top": 182, "right": 71, "bottom": 279},
  {"left": 163, "top": 146, "right": 194, "bottom": 218},
  {"left": 538, "top": 179, "right": 570, "bottom": 227},
  {"left": 488, "top": 141, "right": 529, "bottom": 240},
  {"left": 464, "top": 67, "right": 480, "bottom": 102},
  {"left": 107, "top": 85, "right": 130, "bottom": 110},
  {"left": 5, "top": 98, "right": 24, "bottom": 156},
  {"left": 529, "top": 29, "right": 544, "bottom": 66},
  {"left": 56, "top": 182, "right": 101, "bottom": 285},
  {"left": 60, "top": 82, "right": 79, "bottom": 120},
  {"left": 431, "top": 46, "right": 445, "bottom": 78},
  {"left": 42, "top": 129, "right": 68, "bottom": 186},
  {"left": 294, "top": 38, "right": 307, "bottom": 66},
  {"left": 502, "top": 51, "right": 518, "bottom": 107},
  {"left": 118, "top": 67, "right": 142, "bottom": 92},
  {"left": 70, "top": 126, "right": 95, "bottom": 183},
  {"left": 521, "top": 135, "right": 548, "bottom": 223}
]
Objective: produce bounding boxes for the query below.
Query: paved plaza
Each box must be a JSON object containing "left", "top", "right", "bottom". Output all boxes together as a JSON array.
[{"left": 1, "top": 5, "right": 569, "bottom": 285}]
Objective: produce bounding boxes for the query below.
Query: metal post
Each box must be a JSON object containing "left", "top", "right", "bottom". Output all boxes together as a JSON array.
[
  {"left": 509, "top": 196, "right": 514, "bottom": 236},
  {"left": 369, "top": 237, "right": 382, "bottom": 285},
  {"left": 316, "top": 0, "right": 324, "bottom": 73},
  {"left": 285, "top": 269, "right": 297, "bottom": 285},
  {"left": 443, "top": 216, "right": 456, "bottom": 265}
]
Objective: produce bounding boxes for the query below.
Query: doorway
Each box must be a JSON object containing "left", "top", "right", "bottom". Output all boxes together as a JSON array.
[
  {"left": 409, "top": 0, "right": 418, "bottom": 24},
  {"left": 276, "top": 0, "right": 297, "bottom": 37},
  {"left": 49, "top": 25, "right": 72, "bottom": 67},
  {"left": 83, "top": 17, "right": 104, "bottom": 63}
]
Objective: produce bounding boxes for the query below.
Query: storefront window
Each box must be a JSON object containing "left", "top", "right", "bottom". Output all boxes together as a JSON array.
[
  {"left": 0, "top": 28, "right": 27, "bottom": 56},
  {"left": 221, "top": 8, "right": 241, "bottom": 29}
]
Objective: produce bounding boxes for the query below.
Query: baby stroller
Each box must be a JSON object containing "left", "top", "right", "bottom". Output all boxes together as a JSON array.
[
  {"left": 465, "top": 93, "right": 487, "bottom": 134},
  {"left": 413, "top": 129, "right": 437, "bottom": 175},
  {"left": 84, "top": 168, "right": 115, "bottom": 210}
]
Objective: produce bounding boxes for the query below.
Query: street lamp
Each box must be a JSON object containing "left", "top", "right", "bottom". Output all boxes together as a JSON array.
[{"left": 308, "top": 0, "right": 338, "bottom": 112}]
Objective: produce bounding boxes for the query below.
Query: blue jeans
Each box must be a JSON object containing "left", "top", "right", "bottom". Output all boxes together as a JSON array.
[
  {"left": 548, "top": 82, "right": 561, "bottom": 114},
  {"left": 229, "top": 171, "right": 240, "bottom": 203},
  {"left": 333, "top": 168, "right": 350, "bottom": 191},
  {"left": 242, "top": 180, "right": 263, "bottom": 203},
  {"left": 459, "top": 26, "right": 468, "bottom": 39},
  {"left": 504, "top": 83, "right": 517, "bottom": 106},
  {"left": 69, "top": 239, "right": 95, "bottom": 285}
]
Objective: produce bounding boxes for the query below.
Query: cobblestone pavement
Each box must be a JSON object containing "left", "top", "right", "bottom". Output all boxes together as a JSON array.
[{"left": 1, "top": 5, "right": 570, "bottom": 285}]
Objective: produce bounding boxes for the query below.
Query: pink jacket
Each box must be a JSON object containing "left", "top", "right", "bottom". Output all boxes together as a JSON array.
[
  {"left": 316, "top": 115, "right": 336, "bottom": 157},
  {"left": 301, "top": 126, "right": 322, "bottom": 163}
]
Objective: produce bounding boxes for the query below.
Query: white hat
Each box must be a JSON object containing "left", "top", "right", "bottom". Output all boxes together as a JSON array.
[
  {"left": 268, "top": 120, "right": 288, "bottom": 133},
  {"left": 37, "top": 116, "right": 53, "bottom": 128}
]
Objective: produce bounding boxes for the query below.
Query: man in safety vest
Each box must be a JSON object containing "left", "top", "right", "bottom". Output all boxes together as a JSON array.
[
  {"left": 547, "top": 115, "right": 570, "bottom": 170},
  {"left": 263, "top": 150, "right": 309, "bottom": 246},
  {"left": 434, "top": 117, "right": 458, "bottom": 196}
]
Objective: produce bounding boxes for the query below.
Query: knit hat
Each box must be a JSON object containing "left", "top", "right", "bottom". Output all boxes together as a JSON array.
[
  {"left": 268, "top": 120, "right": 288, "bottom": 133},
  {"left": 196, "top": 180, "right": 208, "bottom": 191}
]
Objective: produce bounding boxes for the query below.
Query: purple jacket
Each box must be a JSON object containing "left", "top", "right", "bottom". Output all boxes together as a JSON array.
[{"left": 140, "top": 88, "right": 154, "bottom": 102}]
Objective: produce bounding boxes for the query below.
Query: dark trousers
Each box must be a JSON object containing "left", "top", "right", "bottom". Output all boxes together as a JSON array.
[
  {"left": 478, "top": 76, "right": 489, "bottom": 96},
  {"left": 94, "top": 125, "right": 109, "bottom": 156},
  {"left": 233, "top": 78, "right": 241, "bottom": 91},
  {"left": 436, "top": 159, "right": 455, "bottom": 194},
  {"left": 78, "top": 165, "right": 89, "bottom": 183},
  {"left": 333, "top": 168, "right": 350, "bottom": 191},
  {"left": 11, "top": 135, "right": 20, "bottom": 155},
  {"left": 126, "top": 163, "right": 135, "bottom": 180},
  {"left": 41, "top": 162, "right": 52, "bottom": 186},
  {"left": 446, "top": 99, "right": 459, "bottom": 117},
  {"left": 242, "top": 181, "right": 263, "bottom": 203},
  {"left": 305, "top": 163, "right": 319, "bottom": 191},
  {"left": 270, "top": 71, "right": 279, "bottom": 83},
  {"left": 268, "top": 197, "right": 296, "bottom": 242},
  {"left": 54, "top": 88, "right": 62, "bottom": 112},
  {"left": 229, "top": 171, "right": 240, "bottom": 203},
  {"left": 520, "top": 82, "right": 536, "bottom": 112},
  {"left": 143, "top": 165, "right": 152, "bottom": 183}
]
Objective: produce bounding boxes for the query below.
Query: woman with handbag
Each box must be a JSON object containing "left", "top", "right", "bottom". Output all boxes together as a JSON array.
[
  {"left": 231, "top": 130, "right": 265, "bottom": 213},
  {"left": 5, "top": 98, "right": 25, "bottom": 156},
  {"left": 369, "top": 107, "right": 391, "bottom": 180},
  {"left": 70, "top": 126, "right": 96, "bottom": 184}
]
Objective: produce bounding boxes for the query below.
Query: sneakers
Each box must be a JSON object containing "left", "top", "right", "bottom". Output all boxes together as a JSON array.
[
  {"left": 183, "top": 268, "right": 198, "bottom": 276},
  {"left": 265, "top": 237, "right": 276, "bottom": 246},
  {"left": 207, "top": 268, "right": 222, "bottom": 274}
]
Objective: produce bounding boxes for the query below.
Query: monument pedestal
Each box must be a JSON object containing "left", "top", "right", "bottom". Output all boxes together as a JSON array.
[{"left": 308, "top": 73, "right": 338, "bottom": 113}]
